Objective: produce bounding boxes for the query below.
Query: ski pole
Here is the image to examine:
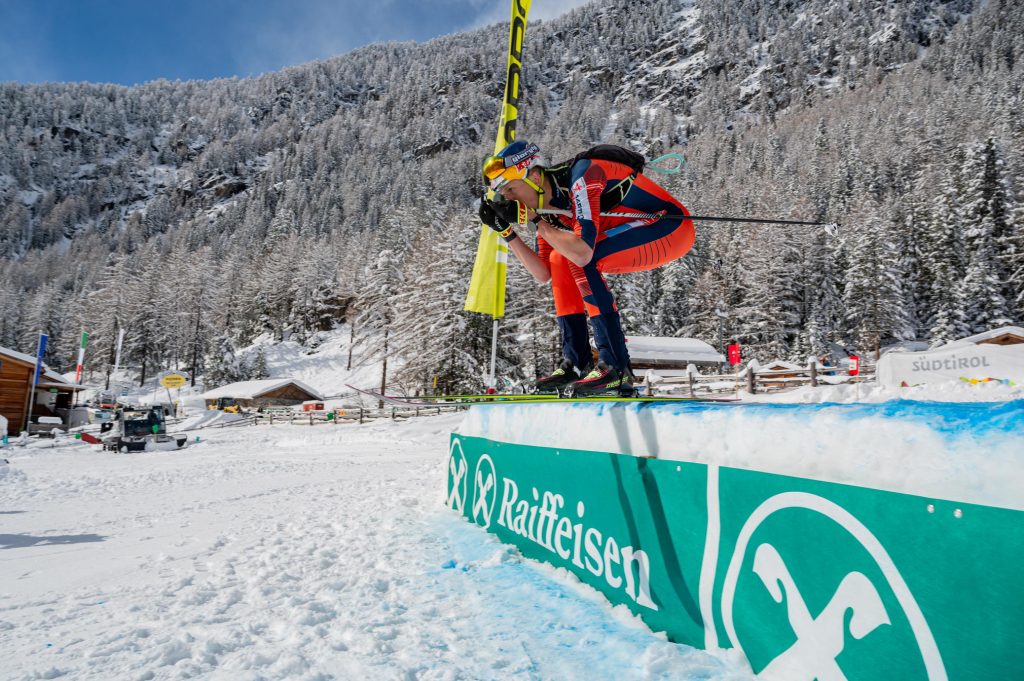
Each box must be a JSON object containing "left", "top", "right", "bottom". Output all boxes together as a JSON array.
[{"left": 536, "top": 208, "right": 840, "bottom": 236}]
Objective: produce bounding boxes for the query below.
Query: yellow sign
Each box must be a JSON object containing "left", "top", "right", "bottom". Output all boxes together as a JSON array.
[{"left": 160, "top": 374, "right": 188, "bottom": 389}]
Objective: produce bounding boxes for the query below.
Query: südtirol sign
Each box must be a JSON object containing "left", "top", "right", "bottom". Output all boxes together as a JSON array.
[
  {"left": 447, "top": 434, "right": 1022, "bottom": 680},
  {"left": 876, "top": 342, "right": 1023, "bottom": 387}
]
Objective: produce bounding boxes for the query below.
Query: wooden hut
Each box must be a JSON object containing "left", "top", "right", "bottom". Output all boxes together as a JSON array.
[
  {"left": 0, "top": 345, "right": 84, "bottom": 434},
  {"left": 625, "top": 336, "right": 725, "bottom": 377},
  {"left": 201, "top": 378, "right": 324, "bottom": 411},
  {"left": 949, "top": 326, "right": 1024, "bottom": 347}
]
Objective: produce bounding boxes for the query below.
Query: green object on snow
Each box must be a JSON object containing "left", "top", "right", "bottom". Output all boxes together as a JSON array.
[{"left": 446, "top": 433, "right": 1022, "bottom": 680}]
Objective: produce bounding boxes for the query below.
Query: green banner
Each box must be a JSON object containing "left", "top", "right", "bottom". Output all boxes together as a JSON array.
[{"left": 447, "top": 434, "right": 1023, "bottom": 679}]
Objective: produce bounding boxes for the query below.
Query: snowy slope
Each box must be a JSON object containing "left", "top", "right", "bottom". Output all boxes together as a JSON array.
[
  {"left": 86, "top": 327, "right": 395, "bottom": 414},
  {"left": 0, "top": 415, "right": 752, "bottom": 681}
]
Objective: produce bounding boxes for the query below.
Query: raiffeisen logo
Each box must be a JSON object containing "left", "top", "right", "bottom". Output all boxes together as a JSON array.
[
  {"left": 471, "top": 454, "right": 497, "bottom": 529},
  {"left": 493, "top": 472, "right": 658, "bottom": 611},
  {"left": 446, "top": 440, "right": 468, "bottom": 514},
  {"left": 721, "top": 492, "right": 947, "bottom": 680}
]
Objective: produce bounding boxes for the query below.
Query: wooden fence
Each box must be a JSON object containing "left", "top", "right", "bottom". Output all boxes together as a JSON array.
[
  {"left": 645, "top": 361, "right": 876, "bottom": 398},
  {"left": 247, "top": 404, "right": 467, "bottom": 427}
]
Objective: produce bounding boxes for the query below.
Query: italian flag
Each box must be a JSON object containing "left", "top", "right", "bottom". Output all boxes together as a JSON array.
[{"left": 75, "top": 331, "right": 89, "bottom": 384}]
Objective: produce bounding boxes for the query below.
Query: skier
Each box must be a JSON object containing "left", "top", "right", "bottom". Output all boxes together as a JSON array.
[{"left": 479, "top": 140, "right": 695, "bottom": 394}]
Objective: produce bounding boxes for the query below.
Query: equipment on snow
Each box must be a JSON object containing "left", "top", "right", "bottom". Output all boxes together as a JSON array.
[
  {"left": 100, "top": 405, "right": 187, "bottom": 452},
  {"left": 570, "top": 361, "right": 636, "bottom": 397},
  {"left": 534, "top": 358, "right": 592, "bottom": 391},
  {"left": 345, "top": 384, "right": 736, "bottom": 406}
]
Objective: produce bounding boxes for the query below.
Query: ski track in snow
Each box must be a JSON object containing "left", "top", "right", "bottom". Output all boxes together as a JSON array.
[{"left": 0, "top": 415, "right": 751, "bottom": 681}]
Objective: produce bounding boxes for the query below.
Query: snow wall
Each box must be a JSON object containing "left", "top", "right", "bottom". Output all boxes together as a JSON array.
[{"left": 448, "top": 400, "right": 1024, "bottom": 680}]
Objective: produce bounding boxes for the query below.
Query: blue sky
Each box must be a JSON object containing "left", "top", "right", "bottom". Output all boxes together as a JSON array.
[{"left": 0, "top": 0, "right": 593, "bottom": 86}]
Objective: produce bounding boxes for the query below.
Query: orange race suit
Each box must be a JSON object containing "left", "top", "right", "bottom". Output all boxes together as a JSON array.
[{"left": 538, "top": 157, "right": 695, "bottom": 372}]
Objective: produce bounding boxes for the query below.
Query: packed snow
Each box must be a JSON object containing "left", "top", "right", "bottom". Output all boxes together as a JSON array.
[
  {"left": 5, "top": 326, "right": 1022, "bottom": 679},
  {"left": 0, "top": 413, "right": 753, "bottom": 681},
  {"left": 458, "top": 397, "right": 1024, "bottom": 511}
]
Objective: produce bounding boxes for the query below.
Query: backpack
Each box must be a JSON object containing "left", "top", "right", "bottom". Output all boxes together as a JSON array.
[{"left": 545, "top": 144, "right": 646, "bottom": 212}]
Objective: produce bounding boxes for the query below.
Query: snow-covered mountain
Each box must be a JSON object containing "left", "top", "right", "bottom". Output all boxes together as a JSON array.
[{"left": 0, "top": 0, "right": 1020, "bottom": 392}]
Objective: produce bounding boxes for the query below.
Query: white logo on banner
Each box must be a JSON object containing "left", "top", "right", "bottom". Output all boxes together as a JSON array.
[
  {"left": 446, "top": 439, "right": 468, "bottom": 513},
  {"left": 720, "top": 492, "right": 947, "bottom": 681},
  {"left": 471, "top": 454, "right": 497, "bottom": 529},
  {"left": 751, "top": 543, "right": 890, "bottom": 680}
]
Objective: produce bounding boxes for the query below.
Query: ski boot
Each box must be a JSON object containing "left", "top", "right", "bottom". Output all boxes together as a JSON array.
[
  {"left": 570, "top": 361, "right": 635, "bottom": 397},
  {"left": 533, "top": 358, "right": 590, "bottom": 395}
]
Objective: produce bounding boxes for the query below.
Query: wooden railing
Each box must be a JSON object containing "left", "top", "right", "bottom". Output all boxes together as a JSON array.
[
  {"left": 247, "top": 404, "right": 468, "bottom": 426},
  {"left": 644, "top": 361, "right": 876, "bottom": 397}
]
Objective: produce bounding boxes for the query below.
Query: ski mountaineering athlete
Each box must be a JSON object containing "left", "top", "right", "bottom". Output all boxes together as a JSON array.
[{"left": 479, "top": 141, "right": 695, "bottom": 395}]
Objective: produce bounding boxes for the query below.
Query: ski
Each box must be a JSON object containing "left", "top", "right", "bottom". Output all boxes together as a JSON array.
[
  {"left": 391, "top": 392, "right": 559, "bottom": 401},
  {"left": 344, "top": 385, "right": 551, "bottom": 407},
  {"left": 345, "top": 384, "right": 738, "bottom": 407}
]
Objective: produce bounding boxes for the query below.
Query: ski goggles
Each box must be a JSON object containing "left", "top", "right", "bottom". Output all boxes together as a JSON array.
[
  {"left": 482, "top": 143, "right": 541, "bottom": 191},
  {"left": 482, "top": 155, "right": 526, "bottom": 191}
]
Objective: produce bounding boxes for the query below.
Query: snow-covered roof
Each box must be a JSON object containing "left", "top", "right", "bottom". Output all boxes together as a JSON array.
[
  {"left": 942, "top": 325, "right": 1024, "bottom": 348},
  {"left": 880, "top": 340, "right": 931, "bottom": 355},
  {"left": 759, "top": 360, "right": 803, "bottom": 371},
  {"left": 625, "top": 336, "right": 725, "bottom": 364},
  {"left": 201, "top": 378, "right": 323, "bottom": 400},
  {"left": 0, "top": 344, "right": 73, "bottom": 385}
]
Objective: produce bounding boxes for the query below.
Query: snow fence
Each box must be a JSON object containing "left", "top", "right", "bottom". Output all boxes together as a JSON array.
[{"left": 448, "top": 400, "right": 1024, "bottom": 680}]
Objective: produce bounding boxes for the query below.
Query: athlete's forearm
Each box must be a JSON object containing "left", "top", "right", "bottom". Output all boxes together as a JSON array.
[
  {"left": 508, "top": 236, "right": 551, "bottom": 283},
  {"left": 536, "top": 220, "right": 594, "bottom": 267}
]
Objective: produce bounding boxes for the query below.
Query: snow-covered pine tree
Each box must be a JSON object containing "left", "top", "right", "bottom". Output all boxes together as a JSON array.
[
  {"left": 923, "top": 149, "right": 971, "bottom": 344},
  {"left": 204, "top": 335, "right": 240, "bottom": 389},
  {"left": 734, "top": 225, "right": 801, "bottom": 361},
  {"left": 617, "top": 269, "right": 662, "bottom": 337},
  {"left": 843, "top": 197, "right": 911, "bottom": 354},
  {"left": 121, "top": 245, "right": 173, "bottom": 386},
  {"left": 250, "top": 347, "right": 269, "bottom": 380},
  {"left": 959, "top": 139, "right": 1013, "bottom": 331},
  {"left": 391, "top": 209, "right": 486, "bottom": 394},
  {"left": 653, "top": 258, "right": 696, "bottom": 338},
  {"left": 353, "top": 242, "right": 403, "bottom": 395}
]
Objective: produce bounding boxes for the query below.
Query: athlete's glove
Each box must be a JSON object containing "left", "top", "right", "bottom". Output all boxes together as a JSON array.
[
  {"left": 479, "top": 196, "right": 518, "bottom": 243},
  {"left": 488, "top": 195, "right": 521, "bottom": 225}
]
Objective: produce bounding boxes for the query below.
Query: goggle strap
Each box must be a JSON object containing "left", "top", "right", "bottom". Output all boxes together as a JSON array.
[{"left": 522, "top": 173, "right": 545, "bottom": 210}]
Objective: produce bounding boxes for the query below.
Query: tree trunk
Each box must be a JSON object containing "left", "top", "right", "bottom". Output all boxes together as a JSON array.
[
  {"left": 105, "top": 329, "right": 117, "bottom": 391},
  {"left": 378, "top": 328, "right": 389, "bottom": 409},
  {"left": 347, "top": 321, "right": 355, "bottom": 371},
  {"left": 190, "top": 300, "right": 203, "bottom": 387}
]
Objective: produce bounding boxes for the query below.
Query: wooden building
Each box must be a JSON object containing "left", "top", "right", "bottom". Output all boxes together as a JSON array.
[
  {"left": 626, "top": 335, "right": 726, "bottom": 377},
  {"left": 201, "top": 378, "right": 324, "bottom": 410},
  {"left": 950, "top": 325, "right": 1024, "bottom": 347},
  {"left": 0, "top": 345, "right": 83, "bottom": 434}
]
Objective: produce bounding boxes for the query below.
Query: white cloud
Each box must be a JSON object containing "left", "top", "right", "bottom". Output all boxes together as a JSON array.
[
  {"left": 229, "top": 0, "right": 600, "bottom": 77},
  {"left": 466, "top": 0, "right": 597, "bottom": 28}
]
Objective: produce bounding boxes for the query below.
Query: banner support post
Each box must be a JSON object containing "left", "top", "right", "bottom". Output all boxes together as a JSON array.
[{"left": 488, "top": 319, "right": 499, "bottom": 388}]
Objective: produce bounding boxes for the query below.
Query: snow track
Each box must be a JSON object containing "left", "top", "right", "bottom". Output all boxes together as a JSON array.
[{"left": 0, "top": 416, "right": 750, "bottom": 680}]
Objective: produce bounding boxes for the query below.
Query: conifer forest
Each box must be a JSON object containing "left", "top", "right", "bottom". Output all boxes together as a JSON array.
[{"left": 1, "top": 0, "right": 1021, "bottom": 392}]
